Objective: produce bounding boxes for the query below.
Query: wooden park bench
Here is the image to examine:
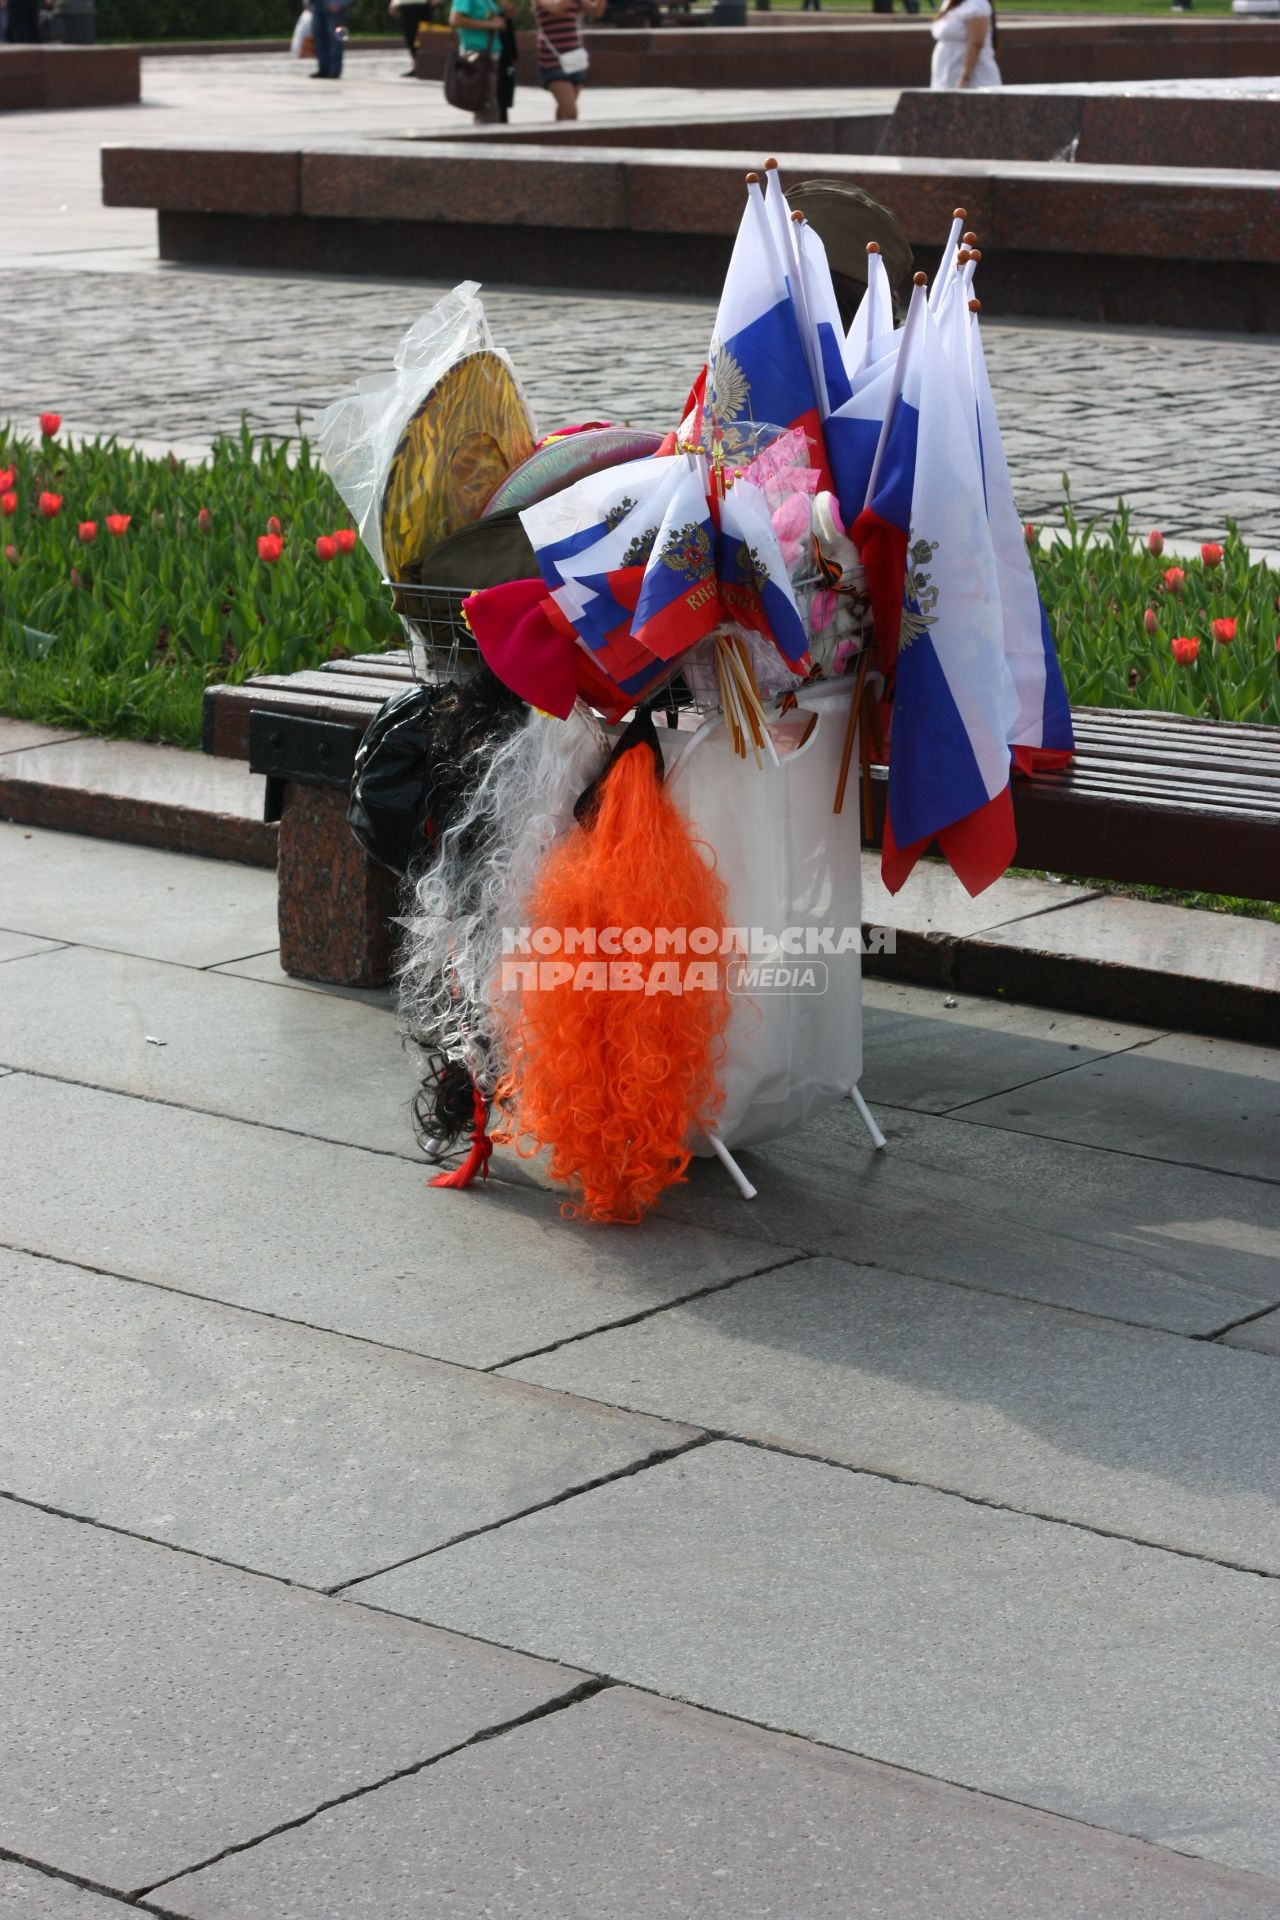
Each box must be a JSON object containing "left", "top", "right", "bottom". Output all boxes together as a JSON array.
[{"left": 203, "top": 656, "right": 1280, "bottom": 988}]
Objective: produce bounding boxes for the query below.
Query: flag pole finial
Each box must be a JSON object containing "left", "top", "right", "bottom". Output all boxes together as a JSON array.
[
  {"left": 953, "top": 206, "right": 967, "bottom": 219},
  {"left": 791, "top": 209, "right": 805, "bottom": 223},
  {"left": 745, "top": 171, "right": 759, "bottom": 184},
  {"left": 913, "top": 272, "right": 928, "bottom": 286},
  {"left": 968, "top": 298, "right": 982, "bottom": 312},
  {"left": 967, "top": 248, "right": 983, "bottom": 264},
  {"left": 962, "top": 231, "right": 978, "bottom": 246},
  {"left": 765, "top": 156, "right": 779, "bottom": 169},
  {"left": 866, "top": 241, "right": 881, "bottom": 255}
]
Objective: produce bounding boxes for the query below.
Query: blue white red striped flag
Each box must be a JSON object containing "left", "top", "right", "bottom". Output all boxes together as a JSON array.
[
  {"left": 706, "top": 181, "right": 832, "bottom": 490},
  {"left": 852, "top": 287, "right": 1019, "bottom": 896}
]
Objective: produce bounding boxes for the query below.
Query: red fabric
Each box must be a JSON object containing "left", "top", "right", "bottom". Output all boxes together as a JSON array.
[
  {"left": 1011, "top": 743, "right": 1074, "bottom": 777},
  {"left": 464, "top": 580, "right": 579, "bottom": 719},
  {"left": 429, "top": 1083, "right": 493, "bottom": 1191},
  {"left": 849, "top": 507, "right": 909, "bottom": 686},
  {"left": 882, "top": 783, "right": 1017, "bottom": 899}
]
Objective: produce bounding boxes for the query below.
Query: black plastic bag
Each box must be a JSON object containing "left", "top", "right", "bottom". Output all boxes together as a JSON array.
[{"left": 347, "top": 683, "right": 442, "bottom": 878}]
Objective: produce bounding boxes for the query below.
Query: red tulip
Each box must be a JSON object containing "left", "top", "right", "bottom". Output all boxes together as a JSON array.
[
  {"left": 267, "top": 515, "right": 283, "bottom": 537},
  {"left": 0, "top": 468, "right": 14, "bottom": 491},
  {"left": 1212, "top": 617, "right": 1237, "bottom": 646},
  {"left": 1023, "top": 522, "right": 1036, "bottom": 549},
  {"left": 1143, "top": 607, "right": 1158, "bottom": 636},
  {"left": 4, "top": 544, "right": 17, "bottom": 566},
  {"left": 0, "top": 492, "right": 16, "bottom": 517},
  {"left": 334, "top": 527, "right": 357, "bottom": 554},
  {"left": 258, "top": 533, "right": 284, "bottom": 564},
  {"left": 38, "top": 492, "right": 62, "bottom": 518},
  {"left": 77, "top": 521, "right": 97, "bottom": 544},
  {"left": 39, "top": 412, "right": 61, "bottom": 437},
  {"left": 1170, "top": 635, "right": 1199, "bottom": 666},
  {"left": 1146, "top": 529, "right": 1164, "bottom": 556},
  {"left": 1200, "top": 542, "right": 1224, "bottom": 568},
  {"left": 315, "top": 534, "right": 337, "bottom": 562},
  {"left": 105, "top": 513, "right": 131, "bottom": 536},
  {"left": 197, "top": 507, "right": 212, "bottom": 533},
  {"left": 1162, "top": 567, "right": 1185, "bottom": 595}
]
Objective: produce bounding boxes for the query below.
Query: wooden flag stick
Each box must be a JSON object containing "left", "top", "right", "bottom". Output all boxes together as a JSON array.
[{"left": 834, "top": 646, "right": 872, "bottom": 814}]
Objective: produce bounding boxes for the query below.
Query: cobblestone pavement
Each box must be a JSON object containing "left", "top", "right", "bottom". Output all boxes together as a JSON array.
[{"left": 8, "top": 260, "right": 1280, "bottom": 547}]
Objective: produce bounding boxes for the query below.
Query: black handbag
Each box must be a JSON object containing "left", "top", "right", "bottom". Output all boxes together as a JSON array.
[{"left": 443, "top": 41, "right": 496, "bottom": 113}]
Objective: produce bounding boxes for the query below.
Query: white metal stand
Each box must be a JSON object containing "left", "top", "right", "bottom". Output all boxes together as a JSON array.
[
  {"left": 705, "top": 1131, "right": 759, "bottom": 1201},
  {"left": 851, "top": 1084, "right": 887, "bottom": 1151}
]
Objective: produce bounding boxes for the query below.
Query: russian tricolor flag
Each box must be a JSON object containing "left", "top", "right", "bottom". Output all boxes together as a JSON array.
[
  {"left": 968, "top": 320, "right": 1074, "bottom": 774},
  {"left": 853, "top": 289, "right": 1020, "bottom": 897},
  {"left": 706, "top": 181, "right": 832, "bottom": 491}
]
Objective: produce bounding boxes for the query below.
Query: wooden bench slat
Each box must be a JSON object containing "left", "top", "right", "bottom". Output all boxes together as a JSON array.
[{"left": 1041, "top": 766, "right": 1280, "bottom": 806}]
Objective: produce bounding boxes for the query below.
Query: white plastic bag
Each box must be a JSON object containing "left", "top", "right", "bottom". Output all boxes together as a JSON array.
[
  {"left": 661, "top": 677, "right": 863, "bottom": 1153},
  {"left": 290, "top": 9, "right": 314, "bottom": 58},
  {"left": 313, "top": 282, "right": 536, "bottom": 577}
]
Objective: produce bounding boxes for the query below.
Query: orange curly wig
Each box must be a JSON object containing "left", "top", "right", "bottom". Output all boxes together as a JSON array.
[{"left": 496, "top": 736, "right": 729, "bottom": 1224}]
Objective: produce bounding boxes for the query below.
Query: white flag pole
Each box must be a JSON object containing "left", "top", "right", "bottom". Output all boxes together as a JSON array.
[
  {"left": 863, "top": 272, "right": 928, "bottom": 511},
  {"left": 962, "top": 247, "right": 982, "bottom": 292},
  {"left": 929, "top": 206, "right": 968, "bottom": 312}
]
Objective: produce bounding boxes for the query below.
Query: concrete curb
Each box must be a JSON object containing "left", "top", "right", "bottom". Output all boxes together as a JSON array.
[{"left": 2, "top": 734, "right": 1273, "bottom": 1044}]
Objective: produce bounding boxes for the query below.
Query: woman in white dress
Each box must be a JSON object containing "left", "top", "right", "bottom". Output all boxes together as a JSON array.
[{"left": 930, "top": 0, "right": 1001, "bottom": 90}]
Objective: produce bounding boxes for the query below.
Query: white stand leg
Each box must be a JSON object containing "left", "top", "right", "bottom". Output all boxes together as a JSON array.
[
  {"left": 705, "top": 1131, "right": 758, "bottom": 1201},
  {"left": 851, "top": 1085, "right": 886, "bottom": 1151}
]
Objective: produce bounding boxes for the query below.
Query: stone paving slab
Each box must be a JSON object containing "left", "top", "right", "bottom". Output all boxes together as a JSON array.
[
  {"left": 0, "top": 1864, "right": 135, "bottom": 1920},
  {"left": 1, "top": 1499, "right": 589, "bottom": 1895},
  {"left": 0, "top": 719, "right": 84, "bottom": 754},
  {"left": 505, "top": 1256, "right": 1280, "bottom": 1572},
  {"left": 0, "top": 1247, "right": 697, "bottom": 1588},
  {"left": 211, "top": 947, "right": 393, "bottom": 1006},
  {"left": 150, "top": 1686, "right": 1280, "bottom": 1920},
  {"left": 350, "top": 1442, "right": 1280, "bottom": 1879},
  {"left": 960, "top": 1032, "right": 1280, "bottom": 1184},
  {"left": 861, "top": 855, "right": 1099, "bottom": 941},
  {"left": 0, "top": 1075, "right": 789, "bottom": 1368},
  {"left": 656, "top": 1100, "right": 1280, "bottom": 1335},
  {"left": 967, "top": 894, "right": 1280, "bottom": 1002},
  {"left": 0, "top": 928, "right": 64, "bottom": 966},
  {"left": 0, "top": 735, "right": 264, "bottom": 816},
  {"left": 0, "top": 823, "right": 277, "bottom": 968},
  {"left": 861, "top": 978, "right": 1166, "bottom": 1115},
  {"left": 0, "top": 945, "right": 418, "bottom": 1159},
  {"left": 1223, "top": 1309, "right": 1280, "bottom": 1357}
]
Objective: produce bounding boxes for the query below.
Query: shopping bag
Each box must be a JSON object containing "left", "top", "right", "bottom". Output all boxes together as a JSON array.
[
  {"left": 663, "top": 678, "right": 864, "bottom": 1152},
  {"left": 290, "top": 8, "right": 314, "bottom": 57},
  {"left": 444, "top": 43, "right": 497, "bottom": 113}
]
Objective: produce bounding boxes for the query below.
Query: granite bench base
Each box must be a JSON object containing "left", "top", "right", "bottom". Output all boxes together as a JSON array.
[
  {"left": 0, "top": 44, "right": 140, "bottom": 112},
  {"left": 413, "top": 18, "right": 1280, "bottom": 90},
  {"left": 102, "top": 141, "right": 1280, "bottom": 334},
  {"left": 883, "top": 85, "right": 1280, "bottom": 173},
  {"left": 152, "top": 208, "right": 1279, "bottom": 333}
]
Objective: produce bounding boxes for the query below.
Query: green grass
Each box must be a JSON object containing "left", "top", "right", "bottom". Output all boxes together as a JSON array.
[
  {"left": 1028, "top": 486, "right": 1279, "bottom": 727},
  {"left": 0, "top": 426, "right": 401, "bottom": 749},
  {"left": 2, "top": 430, "right": 1275, "bottom": 749}
]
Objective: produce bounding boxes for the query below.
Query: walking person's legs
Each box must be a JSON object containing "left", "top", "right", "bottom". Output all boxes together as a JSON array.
[
  {"left": 311, "top": 1, "right": 334, "bottom": 72},
  {"left": 548, "top": 76, "right": 578, "bottom": 120}
]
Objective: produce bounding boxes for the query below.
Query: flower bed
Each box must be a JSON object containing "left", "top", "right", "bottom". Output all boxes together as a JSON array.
[
  {"left": 0, "top": 422, "right": 400, "bottom": 749},
  {"left": 1, "top": 427, "right": 1276, "bottom": 750},
  {"left": 1028, "top": 486, "right": 1279, "bottom": 727}
]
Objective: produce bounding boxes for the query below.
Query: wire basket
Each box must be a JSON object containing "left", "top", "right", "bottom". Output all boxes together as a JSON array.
[{"left": 387, "top": 580, "right": 481, "bottom": 685}]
